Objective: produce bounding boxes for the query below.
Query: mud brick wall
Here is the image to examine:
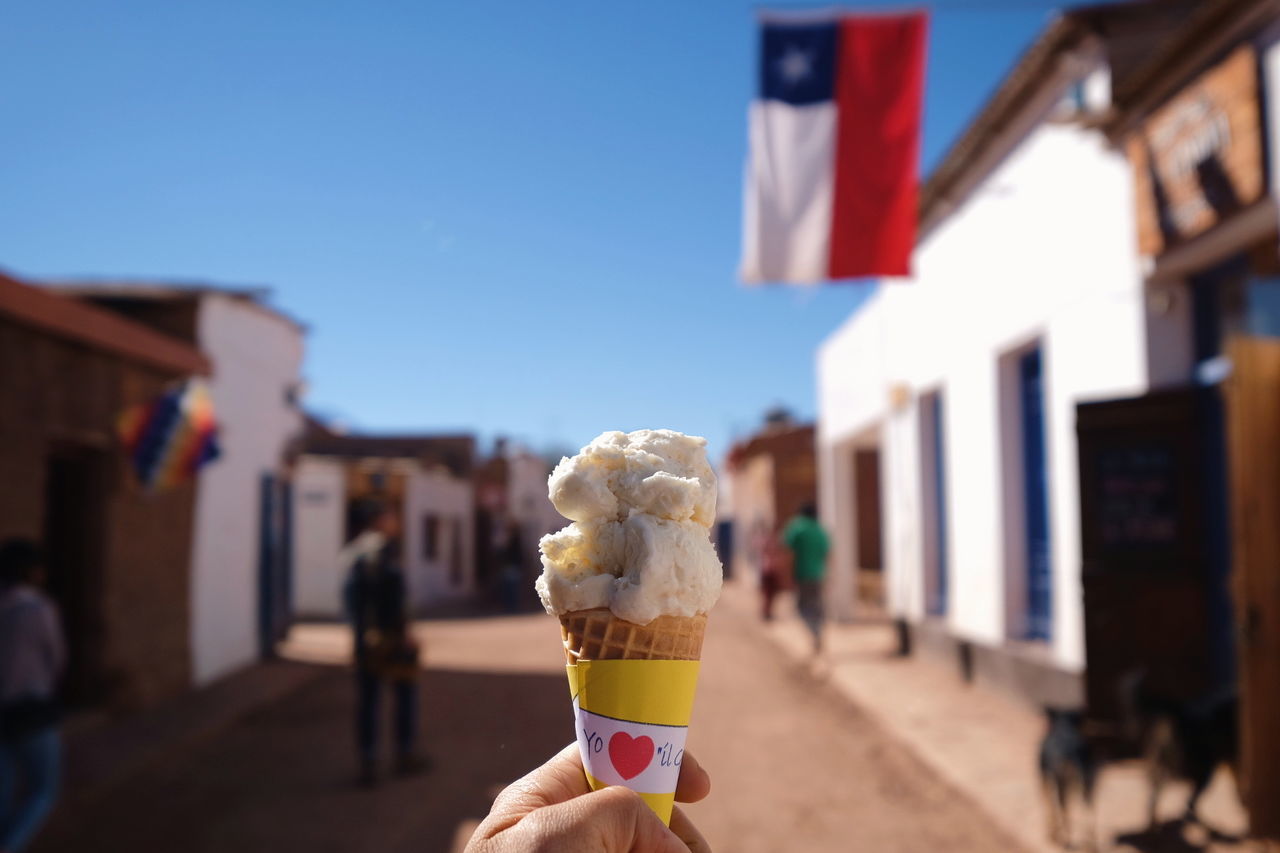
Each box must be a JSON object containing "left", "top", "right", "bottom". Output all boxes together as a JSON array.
[{"left": 0, "top": 317, "right": 196, "bottom": 706}]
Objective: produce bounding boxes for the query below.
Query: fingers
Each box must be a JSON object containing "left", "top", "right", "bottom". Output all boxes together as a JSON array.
[
  {"left": 496, "top": 785, "right": 691, "bottom": 853},
  {"left": 494, "top": 743, "right": 590, "bottom": 812},
  {"left": 670, "top": 806, "right": 713, "bottom": 853},
  {"left": 474, "top": 743, "right": 590, "bottom": 843},
  {"left": 674, "top": 752, "right": 711, "bottom": 804},
  {"left": 476, "top": 745, "right": 712, "bottom": 852}
]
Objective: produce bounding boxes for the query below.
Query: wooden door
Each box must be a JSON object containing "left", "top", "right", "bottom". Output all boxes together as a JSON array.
[
  {"left": 854, "top": 448, "right": 884, "bottom": 606},
  {"left": 854, "top": 449, "right": 883, "bottom": 569},
  {"left": 1225, "top": 336, "right": 1280, "bottom": 838}
]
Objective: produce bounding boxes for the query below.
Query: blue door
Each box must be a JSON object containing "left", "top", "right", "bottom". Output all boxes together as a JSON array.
[
  {"left": 258, "top": 473, "right": 293, "bottom": 657},
  {"left": 1021, "top": 347, "right": 1052, "bottom": 641}
]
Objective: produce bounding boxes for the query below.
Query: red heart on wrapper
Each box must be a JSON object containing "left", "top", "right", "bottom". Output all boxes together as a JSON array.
[{"left": 608, "top": 732, "right": 654, "bottom": 780}]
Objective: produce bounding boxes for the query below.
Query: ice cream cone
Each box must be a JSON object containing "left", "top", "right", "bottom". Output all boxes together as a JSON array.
[{"left": 559, "top": 608, "right": 706, "bottom": 663}]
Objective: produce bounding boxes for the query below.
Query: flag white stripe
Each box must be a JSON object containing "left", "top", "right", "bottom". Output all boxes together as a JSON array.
[{"left": 740, "top": 100, "right": 837, "bottom": 285}]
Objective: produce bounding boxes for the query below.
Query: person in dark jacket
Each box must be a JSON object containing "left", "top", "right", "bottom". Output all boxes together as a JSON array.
[
  {"left": 342, "top": 503, "right": 423, "bottom": 785},
  {"left": 0, "top": 539, "right": 65, "bottom": 853},
  {"left": 497, "top": 518, "right": 524, "bottom": 613}
]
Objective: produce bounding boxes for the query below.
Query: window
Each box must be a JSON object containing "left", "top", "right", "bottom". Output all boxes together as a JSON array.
[
  {"left": 1019, "top": 346, "right": 1052, "bottom": 641},
  {"left": 999, "top": 340, "right": 1053, "bottom": 642},
  {"left": 1246, "top": 277, "right": 1280, "bottom": 337},
  {"left": 919, "top": 390, "right": 948, "bottom": 616},
  {"left": 422, "top": 515, "right": 439, "bottom": 560}
]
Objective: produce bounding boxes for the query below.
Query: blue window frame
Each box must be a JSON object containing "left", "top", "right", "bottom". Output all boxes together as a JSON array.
[
  {"left": 1020, "top": 346, "right": 1052, "bottom": 641},
  {"left": 922, "top": 391, "right": 948, "bottom": 616}
]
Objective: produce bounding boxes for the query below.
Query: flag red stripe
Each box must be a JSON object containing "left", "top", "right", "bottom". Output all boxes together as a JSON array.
[{"left": 828, "top": 13, "right": 927, "bottom": 279}]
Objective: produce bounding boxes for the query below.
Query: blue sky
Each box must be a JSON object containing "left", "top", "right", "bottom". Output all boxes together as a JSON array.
[{"left": 3, "top": 0, "right": 1087, "bottom": 459}]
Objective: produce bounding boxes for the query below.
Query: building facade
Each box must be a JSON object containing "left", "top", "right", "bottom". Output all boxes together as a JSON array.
[
  {"left": 721, "top": 417, "right": 818, "bottom": 588},
  {"left": 62, "top": 284, "right": 307, "bottom": 686},
  {"left": 474, "top": 441, "right": 561, "bottom": 609},
  {"left": 1100, "top": 0, "right": 1280, "bottom": 833},
  {"left": 817, "top": 4, "right": 1195, "bottom": 705},
  {"left": 291, "top": 429, "right": 476, "bottom": 617},
  {"left": 819, "top": 1, "right": 1280, "bottom": 836},
  {"left": 0, "top": 271, "right": 210, "bottom": 707}
]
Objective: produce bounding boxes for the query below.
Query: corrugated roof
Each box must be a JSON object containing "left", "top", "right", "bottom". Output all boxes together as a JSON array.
[{"left": 0, "top": 269, "right": 210, "bottom": 375}]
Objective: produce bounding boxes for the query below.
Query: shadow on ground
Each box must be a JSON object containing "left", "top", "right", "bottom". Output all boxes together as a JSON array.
[
  {"left": 33, "top": 666, "right": 569, "bottom": 853},
  {"left": 1113, "top": 818, "right": 1248, "bottom": 853}
]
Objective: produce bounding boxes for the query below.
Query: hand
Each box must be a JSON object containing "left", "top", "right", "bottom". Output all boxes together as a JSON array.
[{"left": 465, "top": 742, "right": 712, "bottom": 852}]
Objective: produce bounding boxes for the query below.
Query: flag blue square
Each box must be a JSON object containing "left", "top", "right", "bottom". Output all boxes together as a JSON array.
[{"left": 760, "top": 21, "right": 838, "bottom": 106}]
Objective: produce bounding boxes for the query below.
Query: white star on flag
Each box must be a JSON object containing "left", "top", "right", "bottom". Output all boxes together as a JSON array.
[{"left": 776, "top": 46, "right": 812, "bottom": 85}]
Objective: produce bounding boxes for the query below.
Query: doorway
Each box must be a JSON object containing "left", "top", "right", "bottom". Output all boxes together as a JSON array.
[
  {"left": 853, "top": 448, "right": 884, "bottom": 606},
  {"left": 258, "top": 473, "right": 293, "bottom": 658},
  {"left": 42, "top": 446, "right": 109, "bottom": 707}
]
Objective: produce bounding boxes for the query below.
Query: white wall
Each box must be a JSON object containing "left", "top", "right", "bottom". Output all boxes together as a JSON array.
[
  {"left": 291, "top": 456, "right": 347, "bottom": 618},
  {"left": 818, "top": 116, "right": 1149, "bottom": 671},
  {"left": 403, "top": 468, "right": 474, "bottom": 609},
  {"left": 507, "top": 451, "right": 561, "bottom": 545},
  {"left": 190, "top": 295, "right": 304, "bottom": 685},
  {"left": 729, "top": 454, "right": 776, "bottom": 583}
]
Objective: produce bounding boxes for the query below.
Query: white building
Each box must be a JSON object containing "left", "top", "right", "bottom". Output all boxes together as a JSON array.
[
  {"left": 60, "top": 283, "right": 307, "bottom": 686},
  {"left": 505, "top": 446, "right": 563, "bottom": 547},
  {"left": 291, "top": 430, "right": 476, "bottom": 618},
  {"left": 816, "top": 7, "right": 1187, "bottom": 706}
]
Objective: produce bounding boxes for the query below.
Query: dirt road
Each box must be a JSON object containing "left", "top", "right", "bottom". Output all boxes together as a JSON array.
[{"left": 33, "top": 594, "right": 1024, "bottom": 853}]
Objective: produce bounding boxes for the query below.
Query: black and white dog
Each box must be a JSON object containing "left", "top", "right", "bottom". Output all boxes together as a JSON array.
[
  {"left": 1117, "top": 671, "right": 1239, "bottom": 829},
  {"left": 1038, "top": 707, "right": 1099, "bottom": 850}
]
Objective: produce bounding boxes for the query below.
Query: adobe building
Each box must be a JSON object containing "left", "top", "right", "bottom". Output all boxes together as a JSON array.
[
  {"left": 722, "top": 412, "right": 818, "bottom": 589},
  {"left": 60, "top": 282, "right": 308, "bottom": 685},
  {"left": 474, "top": 439, "right": 562, "bottom": 609},
  {"left": 0, "top": 270, "right": 209, "bottom": 708},
  {"left": 1101, "top": 0, "right": 1280, "bottom": 834}
]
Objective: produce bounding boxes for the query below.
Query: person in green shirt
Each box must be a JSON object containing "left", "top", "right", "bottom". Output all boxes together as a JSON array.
[{"left": 783, "top": 503, "right": 830, "bottom": 656}]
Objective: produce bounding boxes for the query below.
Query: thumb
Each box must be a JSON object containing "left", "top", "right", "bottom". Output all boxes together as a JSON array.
[{"left": 512, "top": 785, "right": 692, "bottom": 853}]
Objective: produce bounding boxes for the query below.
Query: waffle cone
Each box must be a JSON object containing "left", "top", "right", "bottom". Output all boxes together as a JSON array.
[{"left": 559, "top": 608, "right": 706, "bottom": 663}]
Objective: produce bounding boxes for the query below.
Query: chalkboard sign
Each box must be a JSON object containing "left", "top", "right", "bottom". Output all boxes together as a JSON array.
[
  {"left": 1077, "top": 389, "right": 1204, "bottom": 574},
  {"left": 1096, "top": 444, "right": 1180, "bottom": 549},
  {"left": 1077, "top": 389, "right": 1212, "bottom": 744}
]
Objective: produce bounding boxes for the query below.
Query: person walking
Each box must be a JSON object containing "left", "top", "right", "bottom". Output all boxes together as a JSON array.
[
  {"left": 496, "top": 518, "right": 524, "bottom": 614},
  {"left": 341, "top": 503, "right": 424, "bottom": 786},
  {"left": 757, "top": 525, "right": 791, "bottom": 622},
  {"left": 783, "top": 503, "right": 830, "bottom": 657},
  {"left": 0, "top": 539, "right": 65, "bottom": 853}
]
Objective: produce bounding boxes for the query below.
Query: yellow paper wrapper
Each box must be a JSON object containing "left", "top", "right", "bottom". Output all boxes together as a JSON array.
[{"left": 566, "top": 659, "right": 701, "bottom": 825}]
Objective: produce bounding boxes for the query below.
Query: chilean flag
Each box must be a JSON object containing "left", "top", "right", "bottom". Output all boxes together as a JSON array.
[{"left": 740, "top": 11, "right": 927, "bottom": 284}]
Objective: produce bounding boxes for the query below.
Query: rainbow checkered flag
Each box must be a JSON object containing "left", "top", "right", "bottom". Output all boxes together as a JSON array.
[{"left": 117, "top": 380, "right": 221, "bottom": 491}]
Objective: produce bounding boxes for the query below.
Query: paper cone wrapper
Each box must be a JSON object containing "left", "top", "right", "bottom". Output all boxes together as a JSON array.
[{"left": 560, "top": 609, "right": 706, "bottom": 825}]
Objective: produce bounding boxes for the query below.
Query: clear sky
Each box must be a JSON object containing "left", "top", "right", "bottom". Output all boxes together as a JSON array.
[{"left": 3, "top": 0, "right": 1091, "bottom": 460}]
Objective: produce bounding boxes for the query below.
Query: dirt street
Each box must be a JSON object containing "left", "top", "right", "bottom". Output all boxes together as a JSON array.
[{"left": 32, "top": 595, "right": 1024, "bottom": 853}]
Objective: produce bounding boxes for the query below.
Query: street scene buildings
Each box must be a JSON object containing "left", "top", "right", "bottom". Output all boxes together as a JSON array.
[
  {"left": 818, "top": 1, "right": 1278, "bottom": 839},
  {"left": 3, "top": 1, "right": 1279, "bottom": 852}
]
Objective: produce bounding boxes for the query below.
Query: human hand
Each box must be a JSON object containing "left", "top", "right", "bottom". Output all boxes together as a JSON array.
[{"left": 465, "top": 742, "right": 712, "bottom": 852}]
